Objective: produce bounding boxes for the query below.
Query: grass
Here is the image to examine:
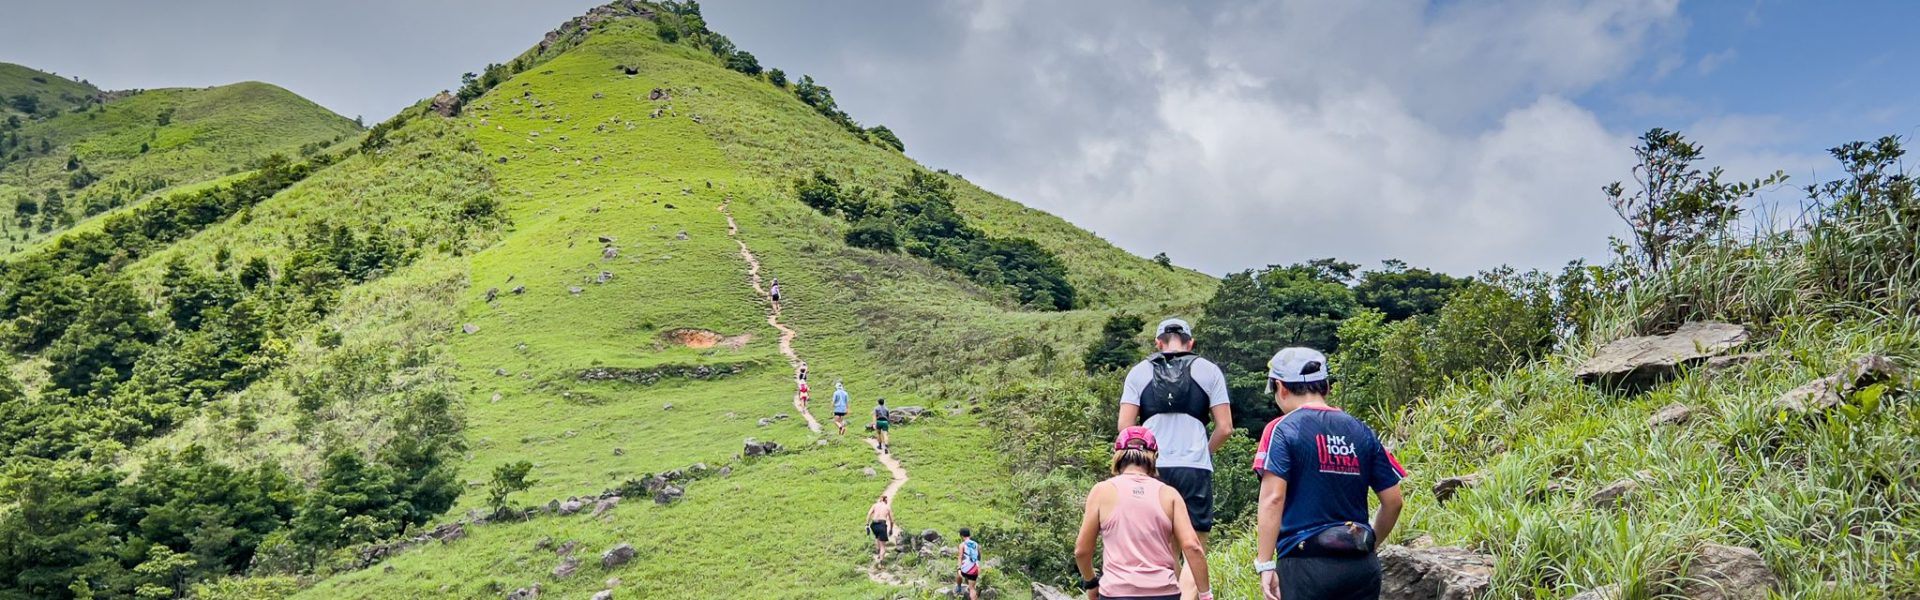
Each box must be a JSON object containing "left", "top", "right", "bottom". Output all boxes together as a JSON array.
[
  {"left": 65, "top": 11, "right": 1205, "bottom": 599},
  {"left": 0, "top": 62, "right": 98, "bottom": 118},
  {"left": 0, "top": 80, "right": 359, "bottom": 255}
]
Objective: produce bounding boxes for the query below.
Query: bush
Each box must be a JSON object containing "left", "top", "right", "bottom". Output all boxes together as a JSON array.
[
  {"left": 725, "top": 50, "right": 762, "bottom": 76},
  {"left": 844, "top": 218, "right": 898, "bottom": 251},
  {"left": 1083, "top": 314, "right": 1145, "bottom": 373},
  {"left": 487, "top": 460, "right": 535, "bottom": 513},
  {"left": 866, "top": 125, "right": 904, "bottom": 152},
  {"left": 767, "top": 68, "right": 787, "bottom": 88}
]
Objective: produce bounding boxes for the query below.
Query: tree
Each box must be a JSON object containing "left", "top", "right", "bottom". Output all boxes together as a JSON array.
[
  {"left": 866, "top": 125, "right": 904, "bottom": 152},
  {"left": 1603, "top": 128, "right": 1784, "bottom": 273},
  {"left": 1083, "top": 314, "right": 1145, "bottom": 373},
  {"left": 766, "top": 68, "right": 787, "bottom": 88},
  {"left": 725, "top": 50, "right": 762, "bottom": 76},
  {"left": 1197, "top": 262, "right": 1359, "bottom": 426},
  {"left": 487, "top": 461, "right": 535, "bottom": 514},
  {"left": 1152, "top": 252, "right": 1172, "bottom": 269},
  {"left": 793, "top": 170, "right": 844, "bottom": 215},
  {"left": 45, "top": 280, "right": 164, "bottom": 397},
  {"left": 844, "top": 218, "right": 898, "bottom": 251},
  {"left": 1353, "top": 259, "right": 1467, "bottom": 321}
]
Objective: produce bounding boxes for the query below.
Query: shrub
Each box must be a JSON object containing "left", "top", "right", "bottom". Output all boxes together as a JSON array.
[
  {"left": 844, "top": 217, "right": 898, "bottom": 251},
  {"left": 725, "top": 50, "right": 762, "bottom": 76},
  {"left": 767, "top": 68, "right": 787, "bottom": 87},
  {"left": 487, "top": 460, "right": 536, "bottom": 513}
]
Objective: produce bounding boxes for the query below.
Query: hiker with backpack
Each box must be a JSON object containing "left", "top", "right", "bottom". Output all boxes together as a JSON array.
[
  {"left": 1254, "top": 347, "right": 1405, "bottom": 600},
  {"left": 1073, "top": 426, "right": 1214, "bottom": 600},
  {"left": 832, "top": 380, "right": 850, "bottom": 434},
  {"left": 954, "top": 527, "right": 982, "bottom": 599},
  {"left": 867, "top": 494, "right": 896, "bottom": 562},
  {"left": 873, "top": 397, "right": 892, "bottom": 453},
  {"left": 1116, "top": 318, "right": 1232, "bottom": 600}
]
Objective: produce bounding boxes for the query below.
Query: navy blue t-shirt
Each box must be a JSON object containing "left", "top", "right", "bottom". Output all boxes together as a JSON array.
[{"left": 1262, "top": 405, "right": 1405, "bottom": 557}]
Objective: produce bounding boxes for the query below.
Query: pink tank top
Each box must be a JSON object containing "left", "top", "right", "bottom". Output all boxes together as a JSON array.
[{"left": 1098, "top": 473, "right": 1180, "bottom": 598}]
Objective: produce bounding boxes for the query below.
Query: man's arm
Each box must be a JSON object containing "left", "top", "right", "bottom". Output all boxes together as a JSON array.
[
  {"left": 1374, "top": 485, "right": 1403, "bottom": 544},
  {"left": 1207, "top": 403, "right": 1234, "bottom": 453},
  {"left": 1255, "top": 475, "right": 1286, "bottom": 563},
  {"left": 1116, "top": 365, "right": 1144, "bottom": 432}
]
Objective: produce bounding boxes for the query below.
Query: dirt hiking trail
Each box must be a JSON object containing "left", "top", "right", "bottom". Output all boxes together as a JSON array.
[{"left": 719, "top": 200, "right": 913, "bottom": 586}]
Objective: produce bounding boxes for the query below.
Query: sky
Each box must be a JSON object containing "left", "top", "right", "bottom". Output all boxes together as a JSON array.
[{"left": 5, "top": 0, "right": 1917, "bottom": 276}]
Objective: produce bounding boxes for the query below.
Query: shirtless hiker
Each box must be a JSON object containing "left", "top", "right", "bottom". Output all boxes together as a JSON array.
[{"left": 867, "top": 495, "right": 896, "bottom": 562}]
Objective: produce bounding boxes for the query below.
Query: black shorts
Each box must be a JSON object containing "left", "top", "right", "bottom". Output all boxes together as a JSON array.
[
  {"left": 1277, "top": 554, "right": 1381, "bottom": 600},
  {"left": 772, "top": 293, "right": 781, "bottom": 301},
  {"left": 870, "top": 521, "right": 889, "bottom": 541},
  {"left": 834, "top": 411, "right": 847, "bottom": 417},
  {"left": 1156, "top": 466, "right": 1215, "bottom": 532},
  {"left": 959, "top": 570, "right": 978, "bottom": 581}
]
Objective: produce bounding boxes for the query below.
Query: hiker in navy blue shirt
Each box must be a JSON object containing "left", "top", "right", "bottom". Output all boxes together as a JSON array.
[{"left": 1253, "top": 347, "right": 1405, "bottom": 600}]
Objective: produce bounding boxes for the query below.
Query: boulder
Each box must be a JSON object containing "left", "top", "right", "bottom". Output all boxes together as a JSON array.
[
  {"left": 432, "top": 522, "right": 465, "bottom": 543},
  {"left": 756, "top": 418, "right": 773, "bottom": 427},
  {"left": 675, "top": 230, "right": 690, "bottom": 240},
  {"left": 511, "top": 285, "right": 526, "bottom": 295},
  {"left": 429, "top": 91, "right": 459, "bottom": 117},
  {"left": 591, "top": 591, "right": 613, "bottom": 600},
  {"left": 889, "top": 406, "right": 929, "bottom": 424},
  {"left": 1378, "top": 545, "right": 1494, "bottom": 600},
  {"left": 1649, "top": 403, "right": 1694, "bottom": 427},
  {"left": 534, "top": 536, "right": 554, "bottom": 551},
  {"left": 920, "top": 529, "right": 943, "bottom": 545},
  {"left": 653, "top": 485, "right": 683, "bottom": 505},
  {"left": 743, "top": 438, "right": 782, "bottom": 457},
  {"left": 602, "top": 247, "right": 620, "bottom": 259},
  {"left": 1568, "top": 584, "right": 1621, "bottom": 600},
  {"left": 717, "top": 466, "right": 732, "bottom": 477},
  {"left": 485, "top": 287, "right": 499, "bottom": 302},
  {"left": 1431, "top": 473, "right": 1482, "bottom": 504},
  {"left": 606, "top": 577, "right": 621, "bottom": 587},
  {"left": 1588, "top": 472, "right": 1646, "bottom": 509},
  {"left": 862, "top": 467, "right": 877, "bottom": 478},
  {"left": 505, "top": 583, "right": 540, "bottom": 600},
  {"left": 1775, "top": 355, "right": 1902, "bottom": 415},
  {"left": 556, "top": 540, "right": 579, "bottom": 556},
  {"left": 591, "top": 496, "right": 621, "bottom": 517},
  {"left": 463, "top": 323, "right": 481, "bottom": 334},
  {"left": 1679, "top": 543, "right": 1776, "bottom": 600},
  {"left": 568, "top": 286, "right": 585, "bottom": 295},
  {"left": 1032, "top": 583, "right": 1077, "bottom": 600},
  {"left": 1702, "top": 352, "right": 1764, "bottom": 373},
  {"left": 552, "top": 556, "right": 579, "bottom": 579},
  {"left": 600, "top": 543, "right": 636, "bottom": 569},
  {"left": 558, "top": 498, "right": 585, "bottom": 515},
  {"left": 595, "top": 271, "right": 614, "bottom": 284},
  {"left": 1576, "top": 322, "right": 1749, "bottom": 390}
]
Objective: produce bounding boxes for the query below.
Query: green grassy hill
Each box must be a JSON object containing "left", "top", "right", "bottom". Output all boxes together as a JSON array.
[
  {"left": 0, "top": 63, "right": 99, "bottom": 119},
  {"left": 0, "top": 77, "right": 359, "bottom": 255},
  {"left": 0, "top": 5, "right": 1211, "bottom": 600}
]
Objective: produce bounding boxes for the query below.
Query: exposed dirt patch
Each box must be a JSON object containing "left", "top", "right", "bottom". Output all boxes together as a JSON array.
[{"left": 661, "top": 328, "right": 752, "bottom": 350}]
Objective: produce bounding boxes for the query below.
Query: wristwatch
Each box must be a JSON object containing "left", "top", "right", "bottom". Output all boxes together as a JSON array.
[
  {"left": 1077, "top": 575, "right": 1099, "bottom": 591},
  {"left": 1254, "top": 560, "right": 1277, "bottom": 573}
]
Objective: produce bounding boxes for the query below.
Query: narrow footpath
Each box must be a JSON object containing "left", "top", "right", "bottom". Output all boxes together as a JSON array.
[{"left": 717, "top": 199, "right": 908, "bottom": 489}]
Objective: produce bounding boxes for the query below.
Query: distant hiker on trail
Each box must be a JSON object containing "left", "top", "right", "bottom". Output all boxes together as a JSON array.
[
  {"left": 867, "top": 495, "right": 896, "bottom": 562},
  {"left": 797, "top": 360, "right": 808, "bottom": 382},
  {"left": 832, "top": 381, "right": 850, "bottom": 434},
  {"left": 1073, "top": 426, "right": 1214, "bottom": 600},
  {"left": 873, "top": 397, "right": 892, "bottom": 454},
  {"left": 797, "top": 378, "right": 811, "bottom": 410},
  {"left": 770, "top": 278, "right": 782, "bottom": 303},
  {"left": 954, "top": 527, "right": 982, "bottom": 600},
  {"left": 1254, "top": 347, "right": 1405, "bottom": 600},
  {"left": 1116, "top": 318, "right": 1232, "bottom": 600}
]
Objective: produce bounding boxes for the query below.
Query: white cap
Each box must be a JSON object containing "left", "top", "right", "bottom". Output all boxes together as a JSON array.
[{"left": 1264, "top": 347, "right": 1329, "bottom": 393}]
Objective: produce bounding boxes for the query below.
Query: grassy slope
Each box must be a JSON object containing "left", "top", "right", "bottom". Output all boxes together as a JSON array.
[
  {"left": 0, "top": 62, "right": 98, "bottom": 118},
  {"left": 0, "top": 80, "right": 359, "bottom": 254},
  {"left": 37, "top": 14, "right": 1214, "bottom": 600},
  {"left": 1212, "top": 316, "right": 1919, "bottom": 598}
]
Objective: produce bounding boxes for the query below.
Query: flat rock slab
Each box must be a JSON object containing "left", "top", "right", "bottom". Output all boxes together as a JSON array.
[
  {"left": 1379, "top": 545, "right": 1494, "bottom": 600},
  {"left": 1681, "top": 543, "right": 1776, "bottom": 600},
  {"left": 1577, "top": 322, "right": 1749, "bottom": 391}
]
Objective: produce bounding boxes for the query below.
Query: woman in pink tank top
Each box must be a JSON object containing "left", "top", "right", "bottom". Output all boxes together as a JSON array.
[{"left": 1073, "top": 427, "right": 1213, "bottom": 600}]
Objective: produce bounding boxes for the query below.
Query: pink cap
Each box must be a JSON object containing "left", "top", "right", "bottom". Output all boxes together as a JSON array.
[{"left": 1114, "top": 426, "right": 1158, "bottom": 452}]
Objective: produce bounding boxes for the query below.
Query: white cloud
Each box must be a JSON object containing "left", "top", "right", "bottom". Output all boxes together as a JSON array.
[{"left": 1697, "top": 48, "right": 1738, "bottom": 74}]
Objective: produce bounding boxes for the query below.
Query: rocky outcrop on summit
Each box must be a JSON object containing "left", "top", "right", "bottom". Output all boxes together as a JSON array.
[
  {"left": 1379, "top": 545, "right": 1494, "bottom": 600},
  {"left": 1577, "top": 322, "right": 1749, "bottom": 390},
  {"left": 429, "top": 91, "right": 460, "bottom": 117}
]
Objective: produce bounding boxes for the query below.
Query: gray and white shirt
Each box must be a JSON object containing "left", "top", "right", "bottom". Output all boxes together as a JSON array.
[{"left": 1120, "top": 356, "right": 1232, "bottom": 471}]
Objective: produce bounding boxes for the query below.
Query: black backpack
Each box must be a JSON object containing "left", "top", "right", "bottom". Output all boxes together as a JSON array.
[{"left": 1138, "top": 352, "right": 1212, "bottom": 425}]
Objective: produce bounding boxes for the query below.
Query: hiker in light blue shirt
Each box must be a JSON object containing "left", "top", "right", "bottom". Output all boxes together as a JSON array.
[{"left": 832, "top": 381, "right": 850, "bottom": 434}]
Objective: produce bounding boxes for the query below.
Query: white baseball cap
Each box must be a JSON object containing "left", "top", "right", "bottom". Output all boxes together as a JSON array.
[{"left": 1265, "top": 347, "right": 1329, "bottom": 393}]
